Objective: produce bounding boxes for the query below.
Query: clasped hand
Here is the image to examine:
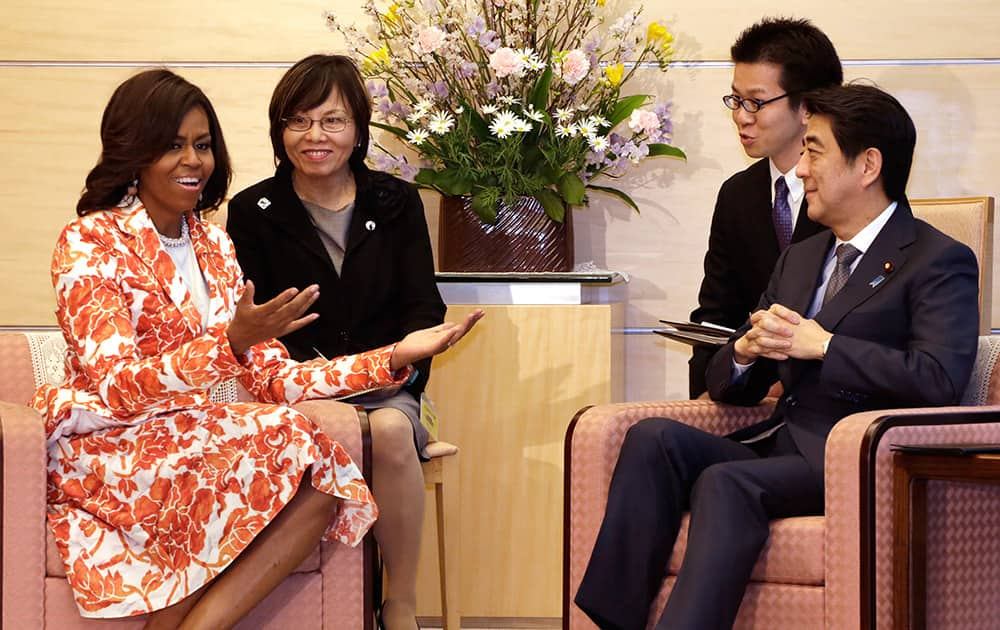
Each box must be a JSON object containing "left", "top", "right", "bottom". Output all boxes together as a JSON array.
[{"left": 733, "top": 303, "right": 832, "bottom": 364}]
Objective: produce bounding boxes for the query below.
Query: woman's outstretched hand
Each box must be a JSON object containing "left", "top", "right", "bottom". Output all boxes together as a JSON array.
[
  {"left": 389, "top": 309, "right": 485, "bottom": 371},
  {"left": 227, "top": 280, "right": 320, "bottom": 355}
]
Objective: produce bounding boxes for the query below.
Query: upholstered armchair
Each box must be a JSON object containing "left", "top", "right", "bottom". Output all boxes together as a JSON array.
[
  {"left": 0, "top": 330, "right": 377, "bottom": 629},
  {"left": 564, "top": 336, "right": 1000, "bottom": 629}
]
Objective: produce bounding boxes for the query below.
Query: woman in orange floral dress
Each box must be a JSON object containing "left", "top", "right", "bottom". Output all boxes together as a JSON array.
[{"left": 32, "top": 69, "right": 481, "bottom": 629}]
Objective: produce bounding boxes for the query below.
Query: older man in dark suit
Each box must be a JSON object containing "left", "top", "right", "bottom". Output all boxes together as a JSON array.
[
  {"left": 688, "top": 18, "right": 842, "bottom": 397},
  {"left": 576, "top": 85, "right": 980, "bottom": 630}
]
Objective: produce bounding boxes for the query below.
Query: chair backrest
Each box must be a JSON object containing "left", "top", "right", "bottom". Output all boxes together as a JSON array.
[{"left": 911, "top": 196, "right": 994, "bottom": 333}]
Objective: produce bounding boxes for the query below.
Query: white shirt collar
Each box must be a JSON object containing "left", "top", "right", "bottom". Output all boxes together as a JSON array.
[
  {"left": 833, "top": 201, "right": 898, "bottom": 257},
  {"left": 768, "top": 159, "right": 804, "bottom": 206}
]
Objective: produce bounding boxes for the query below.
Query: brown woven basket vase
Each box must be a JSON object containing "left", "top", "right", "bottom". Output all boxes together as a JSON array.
[{"left": 437, "top": 195, "right": 574, "bottom": 272}]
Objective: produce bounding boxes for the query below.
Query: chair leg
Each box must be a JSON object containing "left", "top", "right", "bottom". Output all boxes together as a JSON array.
[{"left": 436, "top": 453, "right": 461, "bottom": 630}]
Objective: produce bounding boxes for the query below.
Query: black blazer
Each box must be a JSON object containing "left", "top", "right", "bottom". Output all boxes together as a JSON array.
[
  {"left": 689, "top": 159, "right": 825, "bottom": 397},
  {"left": 706, "top": 200, "right": 980, "bottom": 472},
  {"left": 227, "top": 164, "right": 446, "bottom": 398}
]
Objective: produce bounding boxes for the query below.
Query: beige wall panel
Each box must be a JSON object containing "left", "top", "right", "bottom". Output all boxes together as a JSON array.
[
  {"left": 2, "top": 0, "right": 999, "bottom": 61},
  {"left": 418, "top": 303, "right": 621, "bottom": 617},
  {"left": 0, "top": 0, "right": 363, "bottom": 62},
  {"left": 663, "top": 0, "right": 1000, "bottom": 60}
]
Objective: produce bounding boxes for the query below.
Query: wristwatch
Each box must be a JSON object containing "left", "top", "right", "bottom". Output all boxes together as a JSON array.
[{"left": 821, "top": 337, "right": 831, "bottom": 359}]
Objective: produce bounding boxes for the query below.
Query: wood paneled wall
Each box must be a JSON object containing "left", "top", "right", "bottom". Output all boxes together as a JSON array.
[{"left": 2, "top": 1, "right": 999, "bottom": 410}]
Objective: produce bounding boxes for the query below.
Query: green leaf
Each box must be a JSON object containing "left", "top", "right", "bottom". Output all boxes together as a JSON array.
[
  {"left": 557, "top": 172, "right": 586, "bottom": 205},
  {"left": 647, "top": 143, "right": 687, "bottom": 159},
  {"left": 607, "top": 94, "right": 651, "bottom": 128},
  {"left": 463, "top": 104, "right": 491, "bottom": 143},
  {"left": 536, "top": 188, "right": 566, "bottom": 222},
  {"left": 586, "top": 184, "right": 640, "bottom": 213},
  {"left": 436, "top": 169, "right": 473, "bottom": 196},
  {"left": 414, "top": 168, "right": 439, "bottom": 188},
  {"left": 369, "top": 120, "right": 409, "bottom": 139},
  {"left": 471, "top": 192, "right": 498, "bottom": 224},
  {"left": 529, "top": 66, "right": 553, "bottom": 111}
]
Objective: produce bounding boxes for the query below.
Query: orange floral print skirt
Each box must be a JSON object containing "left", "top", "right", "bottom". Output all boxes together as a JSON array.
[{"left": 46, "top": 402, "right": 377, "bottom": 618}]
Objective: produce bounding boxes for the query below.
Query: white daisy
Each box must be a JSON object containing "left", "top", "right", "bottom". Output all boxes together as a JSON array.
[
  {"left": 588, "top": 135, "right": 610, "bottom": 151},
  {"left": 588, "top": 115, "right": 611, "bottom": 128},
  {"left": 489, "top": 110, "right": 519, "bottom": 139},
  {"left": 513, "top": 117, "right": 532, "bottom": 132},
  {"left": 406, "top": 128, "right": 430, "bottom": 145},
  {"left": 481, "top": 104, "right": 499, "bottom": 115},
  {"left": 576, "top": 119, "right": 597, "bottom": 138},
  {"left": 497, "top": 95, "right": 517, "bottom": 106},
  {"left": 427, "top": 111, "right": 456, "bottom": 134},
  {"left": 554, "top": 108, "right": 574, "bottom": 123},
  {"left": 524, "top": 106, "right": 545, "bottom": 122},
  {"left": 555, "top": 123, "right": 577, "bottom": 138}
]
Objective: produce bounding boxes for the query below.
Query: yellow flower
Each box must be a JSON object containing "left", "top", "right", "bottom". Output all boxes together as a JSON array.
[
  {"left": 595, "top": 0, "right": 606, "bottom": 6},
  {"left": 383, "top": 3, "right": 401, "bottom": 27},
  {"left": 363, "top": 45, "right": 391, "bottom": 72},
  {"left": 604, "top": 63, "right": 624, "bottom": 87},
  {"left": 647, "top": 22, "right": 669, "bottom": 46}
]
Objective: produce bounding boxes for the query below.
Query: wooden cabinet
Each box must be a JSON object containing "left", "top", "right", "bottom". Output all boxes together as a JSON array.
[{"left": 415, "top": 292, "right": 623, "bottom": 624}]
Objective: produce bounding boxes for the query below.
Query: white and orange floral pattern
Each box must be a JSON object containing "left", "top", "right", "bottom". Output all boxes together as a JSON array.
[{"left": 32, "top": 200, "right": 411, "bottom": 618}]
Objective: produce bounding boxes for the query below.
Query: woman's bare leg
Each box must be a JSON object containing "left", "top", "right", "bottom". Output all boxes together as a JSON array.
[
  {"left": 368, "top": 407, "right": 425, "bottom": 630},
  {"left": 173, "top": 474, "right": 337, "bottom": 629}
]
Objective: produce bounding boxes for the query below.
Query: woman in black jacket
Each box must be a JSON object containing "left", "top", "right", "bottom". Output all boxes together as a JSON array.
[{"left": 228, "top": 55, "right": 447, "bottom": 630}]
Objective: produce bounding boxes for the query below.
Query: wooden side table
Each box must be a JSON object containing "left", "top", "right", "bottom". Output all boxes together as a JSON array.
[{"left": 892, "top": 448, "right": 1000, "bottom": 630}]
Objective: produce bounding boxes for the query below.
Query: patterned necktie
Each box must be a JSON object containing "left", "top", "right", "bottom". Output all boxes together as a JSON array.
[
  {"left": 773, "top": 176, "right": 794, "bottom": 250},
  {"left": 822, "top": 243, "right": 862, "bottom": 306}
]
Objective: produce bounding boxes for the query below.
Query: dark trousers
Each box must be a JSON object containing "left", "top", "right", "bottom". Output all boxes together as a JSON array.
[{"left": 574, "top": 417, "right": 823, "bottom": 630}]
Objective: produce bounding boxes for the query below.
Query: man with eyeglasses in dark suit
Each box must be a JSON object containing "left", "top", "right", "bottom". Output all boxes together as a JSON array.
[{"left": 687, "top": 17, "right": 842, "bottom": 398}]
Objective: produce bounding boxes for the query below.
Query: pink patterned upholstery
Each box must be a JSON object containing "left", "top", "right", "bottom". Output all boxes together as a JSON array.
[
  {"left": 0, "top": 331, "right": 373, "bottom": 629},
  {"left": 565, "top": 337, "right": 1000, "bottom": 629}
]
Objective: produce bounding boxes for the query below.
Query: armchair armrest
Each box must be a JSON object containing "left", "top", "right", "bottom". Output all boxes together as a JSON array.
[
  {"left": 564, "top": 399, "right": 774, "bottom": 627},
  {"left": 824, "top": 405, "right": 1000, "bottom": 630},
  {"left": 1, "top": 401, "right": 48, "bottom": 629}
]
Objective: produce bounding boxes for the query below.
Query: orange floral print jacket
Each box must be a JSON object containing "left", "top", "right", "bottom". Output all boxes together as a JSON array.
[{"left": 33, "top": 201, "right": 412, "bottom": 443}]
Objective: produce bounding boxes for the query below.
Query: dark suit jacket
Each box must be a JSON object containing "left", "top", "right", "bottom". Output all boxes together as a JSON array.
[
  {"left": 689, "top": 159, "right": 825, "bottom": 397},
  {"left": 706, "top": 200, "right": 979, "bottom": 472},
  {"left": 227, "top": 164, "right": 446, "bottom": 398}
]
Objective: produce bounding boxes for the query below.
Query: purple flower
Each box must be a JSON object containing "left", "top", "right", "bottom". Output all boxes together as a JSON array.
[
  {"left": 390, "top": 101, "right": 411, "bottom": 118},
  {"left": 427, "top": 80, "right": 450, "bottom": 99},
  {"left": 486, "top": 81, "right": 501, "bottom": 99},
  {"left": 367, "top": 80, "right": 388, "bottom": 99},
  {"left": 457, "top": 61, "right": 477, "bottom": 79},
  {"left": 466, "top": 16, "right": 486, "bottom": 37},
  {"left": 376, "top": 97, "right": 393, "bottom": 118},
  {"left": 372, "top": 153, "right": 397, "bottom": 172},
  {"left": 398, "top": 162, "right": 420, "bottom": 181},
  {"left": 479, "top": 30, "right": 500, "bottom": 52}
]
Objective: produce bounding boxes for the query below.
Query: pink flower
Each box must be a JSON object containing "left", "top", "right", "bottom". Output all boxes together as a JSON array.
[
  {"left": 489, "top": 47, "right": 526, "bottom": 79},
  {"left": 628, "top": 108, "right": 660, "bottom": 136},
  {"left": 559, "top": 50, "right": 590, "bottom": 85},
  {"left": 414, "top": 26, "right": 446, "bottom": 55}
]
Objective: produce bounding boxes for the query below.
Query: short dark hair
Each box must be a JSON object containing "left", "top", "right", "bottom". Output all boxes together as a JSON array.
[
  {"left": 268, "top": 55, "right": 371, "bottom": 172},
  {"left": 731, "top": 17, "right": 843, "bottom": 108},
  {"left": 77, "top": 69, "right": 231, "bottom": 216},
  {"left": 803, "top": 84, "right": 916, "bottom": 201}
]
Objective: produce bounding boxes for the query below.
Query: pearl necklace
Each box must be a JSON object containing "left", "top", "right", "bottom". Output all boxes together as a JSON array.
[{"left": 158, "top": 218, "right": 191, "bottom": 248}]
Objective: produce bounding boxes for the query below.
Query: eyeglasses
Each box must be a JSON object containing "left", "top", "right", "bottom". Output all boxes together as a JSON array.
[
  {"left": 722, "top": 92, "right": 796, "bottom": 113},
  {"left": 282, "top": 115, "right": 354, "bottom": 133}
]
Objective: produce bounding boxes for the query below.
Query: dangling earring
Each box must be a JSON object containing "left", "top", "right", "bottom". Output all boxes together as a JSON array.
[{"left": 127, "top": 177, "right": 138, "bottom": 197}]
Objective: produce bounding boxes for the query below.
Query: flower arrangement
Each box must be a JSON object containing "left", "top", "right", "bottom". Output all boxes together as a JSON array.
[{"left": 326, "top": 0, "right": 684, "bottom": 224}]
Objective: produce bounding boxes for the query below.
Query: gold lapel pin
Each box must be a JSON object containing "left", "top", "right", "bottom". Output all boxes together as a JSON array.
[{"left": 883, "top": 261, "right": 894, "bottom": 273}]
